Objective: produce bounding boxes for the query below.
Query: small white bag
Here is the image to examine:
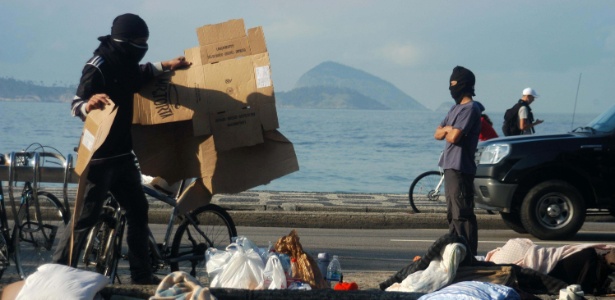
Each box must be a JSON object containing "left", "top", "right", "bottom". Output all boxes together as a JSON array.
[
  {"left": 257, "top": 254, "right": 287, "bottom": 290},
  {"left": 210, "top": 245, "right": 265, "bottom": 289}
]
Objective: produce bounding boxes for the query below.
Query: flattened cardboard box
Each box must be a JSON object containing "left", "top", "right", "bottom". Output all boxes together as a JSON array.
[
  {"left": 132, "top": 121, "right": 299, "bottom": 212},
  {"left": 75, "top": 102, "right": 118, "bottom": 175},
  {"left": 133, "top": 18, "right": 277, "bottom": 152}
]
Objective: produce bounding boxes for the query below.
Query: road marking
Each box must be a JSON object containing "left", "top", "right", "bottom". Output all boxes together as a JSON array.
[{"left": 390, "top": 239, "right": 613, "bottom": 246}]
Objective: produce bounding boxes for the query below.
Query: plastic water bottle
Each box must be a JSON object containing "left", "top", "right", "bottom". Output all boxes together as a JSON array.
[
  {"left": 326, "top": 255, "right": 342, "bottom": 287},
  {"left": 317, "top": 253, "right": 330, "bottom": 281}
]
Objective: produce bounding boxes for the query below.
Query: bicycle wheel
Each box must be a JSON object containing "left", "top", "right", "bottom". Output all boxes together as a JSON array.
[
  {"left": 72, "top": 199, "right": 124, "bottom": 284},
  {"left": 409, "top": 171, "right": 445, "bottom": 213},
  {"left": 13, "top": 191, "right": 69, "bottom": 278},
  {"left": 170, "top": 204, "right": 236, "bottom": 282},
  {"left": 71, "top": 205, "right": 116, "bottom": 275}
]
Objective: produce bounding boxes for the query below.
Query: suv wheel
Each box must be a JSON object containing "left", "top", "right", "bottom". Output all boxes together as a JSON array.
[
  {"left": 520, "top": 180, "right": 586, "bottom": 240},
  {"left": 500, "top": 211, "right": 527, "bottom": 234}
]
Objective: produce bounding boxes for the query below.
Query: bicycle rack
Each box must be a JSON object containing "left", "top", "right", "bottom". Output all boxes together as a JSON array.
[{"left": 2, "top": 151, "right": 79, "bottom": 222}]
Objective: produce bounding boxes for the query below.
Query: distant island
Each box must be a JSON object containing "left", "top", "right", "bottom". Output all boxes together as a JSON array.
[
  {"left": 1, "top": 62, "right": 439, "bottom": 111},
  {"left": 276, "top": 61, "right": 427, "bottom": 110}
]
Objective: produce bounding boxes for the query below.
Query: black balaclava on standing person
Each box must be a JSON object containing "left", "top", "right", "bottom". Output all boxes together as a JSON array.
[
  {"left": 449, "top": 66, "right": 475, "bottom": 104},
  {"left": 94, "top": 13, "right": 150, "bottom": 93}
]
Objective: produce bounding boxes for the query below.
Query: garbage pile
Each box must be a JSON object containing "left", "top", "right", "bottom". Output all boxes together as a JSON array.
[{"left": 205, "top": 229, "right": 351, "bottom": 291}]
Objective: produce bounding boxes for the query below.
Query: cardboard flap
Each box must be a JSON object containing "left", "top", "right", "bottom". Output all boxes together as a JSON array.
[
  {"left": 176, "top": 179, "right": 212, "bottom": 214},
  {"left": 75, "top": 102, "right": 118, "bottom": 175},
  {"left": 247, "top": 26, "right": 267, "bottom": 54},
  {"left": 196, "top": 19, "right": 246, "bottom": 45}
]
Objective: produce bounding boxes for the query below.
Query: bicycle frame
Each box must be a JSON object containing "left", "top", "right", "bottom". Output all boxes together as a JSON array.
[
  {"left": 142, "top": 180, "right": 216, "bottom": 266},
  {"left": 434, "top": 167, "right": 445, "bottom": 195}
]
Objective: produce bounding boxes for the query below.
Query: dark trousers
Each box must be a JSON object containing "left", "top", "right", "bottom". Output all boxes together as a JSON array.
[
  {"left": 444, "top": 169, "right": 478, "bottom": 256},
  {"left": 53, "top": 155, "right": 153, "bottom": 279}
]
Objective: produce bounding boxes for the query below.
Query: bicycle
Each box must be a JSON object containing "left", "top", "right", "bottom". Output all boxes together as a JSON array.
[
  {"left": 409, "top": 167, "right": 495, "bottom": 215},
  {"left": 0, "top": 146, "right": 73, "bottom": 279},
  {"left": 408, "top": 169, "right": 445, "bottom": 213},
  {"left": 70, "top": 177, "right": 237, "bottom": 284}
]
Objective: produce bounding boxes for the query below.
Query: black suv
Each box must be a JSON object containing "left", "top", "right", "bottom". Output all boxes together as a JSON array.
[{"left": 474, "top": 105, "right": 615, "bottom": 240}]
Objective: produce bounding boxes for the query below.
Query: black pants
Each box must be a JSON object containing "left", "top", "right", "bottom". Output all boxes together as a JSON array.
[
  {"left": 53, "top": 155, "right": 153, "bottom": 279},
  {"left": 444, "top": 169, "right": 478, "bottom": 256}
]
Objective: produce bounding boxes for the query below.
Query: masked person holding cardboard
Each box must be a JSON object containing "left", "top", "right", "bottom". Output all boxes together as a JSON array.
[
  {"left": 434, "top": 66, "right": 482, "bottom": 256},
  {"left": 52, "top": 13, "right": 191, "bottom": 285}
]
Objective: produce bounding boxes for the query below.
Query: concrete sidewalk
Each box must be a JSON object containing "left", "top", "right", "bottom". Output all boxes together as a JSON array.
[
  {"left": 151, "top": 189, "right": 614, "bottom": 229},
  {"left": 45, "top": 187, "right": 510, "bottom": 229}
]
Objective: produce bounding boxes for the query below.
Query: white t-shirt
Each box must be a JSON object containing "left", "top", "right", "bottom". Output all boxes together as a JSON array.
[{"left": 518, "top": 106, "right": 532, "bottom": 134}]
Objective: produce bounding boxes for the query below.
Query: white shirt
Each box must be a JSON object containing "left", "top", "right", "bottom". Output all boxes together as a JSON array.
[{"left": 518, "top": 106, "right": 532, "bottom": 134}]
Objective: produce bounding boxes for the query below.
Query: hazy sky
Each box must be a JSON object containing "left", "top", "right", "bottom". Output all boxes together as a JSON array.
[{"left": 1, "top": 1, "right": 614, "bottom": 114}]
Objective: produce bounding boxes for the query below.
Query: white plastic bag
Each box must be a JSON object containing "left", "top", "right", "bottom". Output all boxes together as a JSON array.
[
  {"left": 234, "top": 236, "right": 260, "bottom": 254},
  {"left": 386, "top": 243, "right": 466, "bottom": 293},
  {"left": 210, "top": 245, "right": 265, "bottom": 289},
  {"left": 206, "top": 247, "right": 234, "bottom": 282},
  {"left": 257, "top": 254, "right": 287, "bottom": 290}
]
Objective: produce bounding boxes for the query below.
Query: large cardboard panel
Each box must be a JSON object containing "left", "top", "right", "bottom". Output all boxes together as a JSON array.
[
  {"left": 75, "top": 102, "right": 118, "bottom": 175},
  {"left": 132, "top": 121, "right": 299, "bottom": 196},
  {"left": 133, "top": 53, "right": 278, "bottom": 151}
]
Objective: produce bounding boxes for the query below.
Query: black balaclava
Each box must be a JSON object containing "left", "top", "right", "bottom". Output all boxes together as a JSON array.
[
  {"left": 110, "top": 13, "right": 150, "bottom": 62},
  {"left": 449, "top": 66, "right": 475, "bottom": 104},
  {"left": 93, "top": 13, "right": 149, "bottom": 92}
]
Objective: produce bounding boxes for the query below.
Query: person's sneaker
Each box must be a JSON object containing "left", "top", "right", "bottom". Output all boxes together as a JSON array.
[{"left": 131, "top": 274, "right": 161, "bottom": 285}]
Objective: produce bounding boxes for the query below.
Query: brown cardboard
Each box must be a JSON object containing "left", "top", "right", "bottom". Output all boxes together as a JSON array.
[
  {"left": 131, "top": 121, "right": 299, "bottom": 196},
  {"left": 129, "top": 19, "right": 297, "bottom": 204},
  {"left": 132, "top": 19, "right": 277, "bottom": 152},
  {"left": 133, "top": 51, "right": 278, "bottom": 151},
  {"left": 175, "top": 179, "right": 212, "bottom": 214},
  {"left": 196, "top": 19, "right": 246, "bottom": 45},
  {"left": 75, "top": 102, "right": 118, "bottom": 175},
  {"left": 199, "top": 36, "right": 251, "bottom": 64},
  {"left": 196, "top": 19, "right": 267, "bottom": 65},
  {"left": 247, "top": 27, "right": 267, "bottom": 54},
  {"left": 71, "top": 102, "right": 118, "bottom": 264}
]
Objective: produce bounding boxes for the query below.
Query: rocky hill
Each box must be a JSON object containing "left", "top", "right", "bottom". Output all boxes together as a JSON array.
[{"left": 276, "top": 61, "right": 426, "bottom": 110}]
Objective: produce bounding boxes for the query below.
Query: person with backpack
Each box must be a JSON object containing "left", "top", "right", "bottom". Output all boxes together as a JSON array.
[{"left": 502, "top": 87, "right": 543, "bottom": 136}]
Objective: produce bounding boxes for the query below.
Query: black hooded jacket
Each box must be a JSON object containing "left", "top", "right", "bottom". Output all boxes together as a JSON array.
[{"left": 71, "top": 36, "right": 159, "bottom": 159}]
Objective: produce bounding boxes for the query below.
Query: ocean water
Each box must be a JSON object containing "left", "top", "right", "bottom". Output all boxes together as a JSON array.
[{"left": 0, "top": 102, "right": 598, "bottom": 194}]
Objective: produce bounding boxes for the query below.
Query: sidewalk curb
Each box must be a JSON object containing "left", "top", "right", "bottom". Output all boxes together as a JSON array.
[{"left": 148, "top": 208, "right": 508, "bottom": 229}]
